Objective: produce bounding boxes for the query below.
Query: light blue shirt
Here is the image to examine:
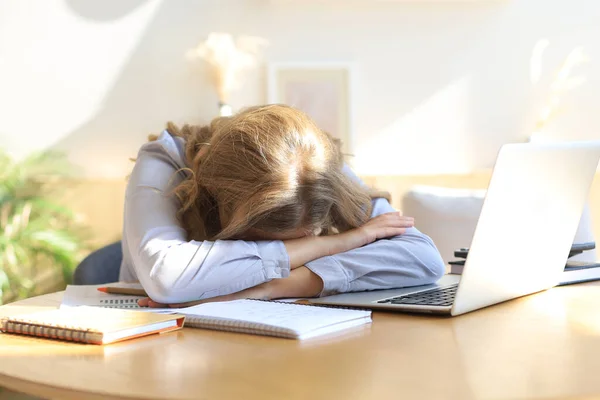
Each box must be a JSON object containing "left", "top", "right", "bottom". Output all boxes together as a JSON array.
[{"left": 120, "top": 131, "right": 445, "bottom": 303}]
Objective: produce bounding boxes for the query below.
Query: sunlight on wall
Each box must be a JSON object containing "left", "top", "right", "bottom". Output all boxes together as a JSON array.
[
  {"left": 0, "top": 0, "right": 162, "bottom": 159},
  {"left": 1, "top": 0, "right": 599, "bottom": 178},
  {"left": 354, "top": 76, "right": 472, "bottom": 175}
]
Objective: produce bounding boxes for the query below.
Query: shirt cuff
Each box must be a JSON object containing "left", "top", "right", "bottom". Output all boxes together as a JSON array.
[
  {"left": 305, "top": 255, "right": 350, "bottom": 297},
  {"left": 256, "top": 240, "right": 291, "bottom": 279}
]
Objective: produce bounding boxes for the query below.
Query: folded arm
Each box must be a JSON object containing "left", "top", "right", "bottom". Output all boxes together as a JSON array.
[{"left": 304, "top": 192, "right": 446, "bottom": 297}]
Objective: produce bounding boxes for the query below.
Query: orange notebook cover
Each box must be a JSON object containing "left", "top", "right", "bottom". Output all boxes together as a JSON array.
[{"left": 0, "top": 306, "right": 184, "bottom": 345}]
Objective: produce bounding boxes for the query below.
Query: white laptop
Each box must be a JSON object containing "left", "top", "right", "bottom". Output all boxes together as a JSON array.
[{"left": 310, "top": 141, "right": 600, "bottom": 316}]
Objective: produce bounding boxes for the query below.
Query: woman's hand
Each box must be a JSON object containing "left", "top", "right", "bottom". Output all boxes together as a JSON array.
[
  {"left": 138, "top": 266, "right": 324, "bottom": 308},
  {"left": 328, "top": 212, "right": 414, "bottom": 254},
  {"left": 283, "top": 212, "right": 413, "bottom": 270},
  {"left": 351, "top": 211, "right": 414, "bottom": 246}
]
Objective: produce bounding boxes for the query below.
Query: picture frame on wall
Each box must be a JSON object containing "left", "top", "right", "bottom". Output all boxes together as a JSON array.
[{"left": 267, "top": 63, "right": 354, "bottom": 155}]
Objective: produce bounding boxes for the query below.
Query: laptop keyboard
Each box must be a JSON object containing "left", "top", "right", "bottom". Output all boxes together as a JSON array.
[{"left": 377, "top": 284, "right": 458, "bottom": 307}]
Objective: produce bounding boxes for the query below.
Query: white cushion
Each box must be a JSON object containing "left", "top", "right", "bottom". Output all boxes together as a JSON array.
[{"left": 402, "top": 186, "right": 485, "bottom": 264}]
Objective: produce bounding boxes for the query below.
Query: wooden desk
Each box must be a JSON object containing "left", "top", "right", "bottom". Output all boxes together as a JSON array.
[{"left": 1, "top": 283, "right": 600, "bottom": 400}]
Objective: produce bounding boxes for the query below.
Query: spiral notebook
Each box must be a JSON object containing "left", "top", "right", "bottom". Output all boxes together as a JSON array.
[
  {"left": 170, "top": 299, "right": 372, "bottom": 340},
  {"left": 0, "top": 306, "right": 185, "bottom": 345}
]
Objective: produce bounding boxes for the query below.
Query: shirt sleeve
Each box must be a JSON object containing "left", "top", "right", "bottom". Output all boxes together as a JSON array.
[
  {"left": 123, "top": 134, "right": 290, "bottom": 304},
  {"left": 304, "top": 166, "right": 446, "bottom": 296}
]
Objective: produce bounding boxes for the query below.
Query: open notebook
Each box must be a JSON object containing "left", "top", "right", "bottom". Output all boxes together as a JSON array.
[
  {"left": 0, "top": 306, "right": 184, "bottom": 345},
  {"left": 170, "top": 299, "right": 372, "bottom": 340}
]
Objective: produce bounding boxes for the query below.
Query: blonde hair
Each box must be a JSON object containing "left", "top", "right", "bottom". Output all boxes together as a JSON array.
[{"left": 160, "top": 104, "right": 387, "bottom": 241}]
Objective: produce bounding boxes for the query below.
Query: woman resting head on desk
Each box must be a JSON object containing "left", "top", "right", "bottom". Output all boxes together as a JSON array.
[{"left": 120, "top": 104, "right": 445, "bottom": 308}]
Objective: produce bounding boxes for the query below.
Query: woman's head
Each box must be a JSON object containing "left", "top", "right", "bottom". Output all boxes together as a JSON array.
[{"left": 166, "top": 104, "right": 375, "bottom": 241}]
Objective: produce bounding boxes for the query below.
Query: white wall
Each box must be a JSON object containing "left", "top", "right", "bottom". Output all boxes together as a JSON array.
[{"left": 1, "top": 0, "right": 599, "bottom": 178}]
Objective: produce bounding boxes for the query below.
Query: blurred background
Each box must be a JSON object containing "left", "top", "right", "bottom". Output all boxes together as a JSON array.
[{"left": 1, "top": 0, "right": 600, "bottom": 303}]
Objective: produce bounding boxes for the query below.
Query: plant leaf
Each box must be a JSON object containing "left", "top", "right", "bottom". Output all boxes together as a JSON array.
[{"left": 0, "top": 148, "right": 87, "bottom": 302}]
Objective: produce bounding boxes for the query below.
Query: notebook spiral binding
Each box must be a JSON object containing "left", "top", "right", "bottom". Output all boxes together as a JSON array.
[
  {"left": 183, "top": 315, "right": 295, "bottom": 338},
  {"left": 99, "top": 298, "right": 141, "bottom": 309},
  {"left": 250, "top": 298, "right": 367, "bottom": 312},
  {"left": 1, "top": 318, "right": 101, "bottom": 344}
]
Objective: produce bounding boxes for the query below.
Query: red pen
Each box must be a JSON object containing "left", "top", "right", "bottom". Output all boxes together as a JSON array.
[{"left": 97, "top": 287, "right": 148, "bottom": 296}]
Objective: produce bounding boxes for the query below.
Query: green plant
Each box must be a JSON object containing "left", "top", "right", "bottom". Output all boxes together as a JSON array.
[{"left": 0, "top": 149, "right": 88, "bottom": 304}]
